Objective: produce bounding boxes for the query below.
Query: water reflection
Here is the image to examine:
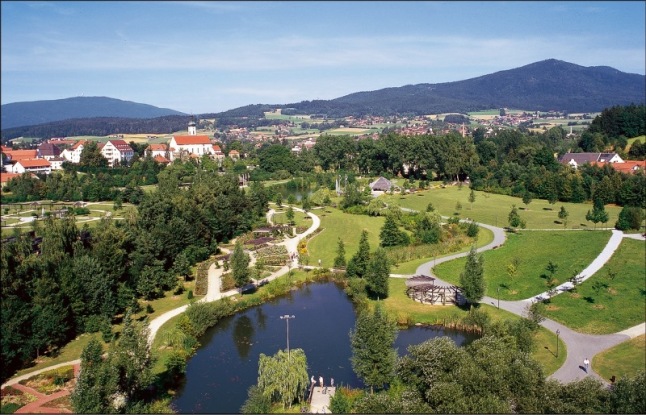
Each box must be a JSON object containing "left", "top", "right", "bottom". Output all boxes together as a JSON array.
[
  {"left": 232, "top": 316, "right": 254, "bottom": 359},
  {"left": 172, "top": 282, "right": 477, "bottom": 414}
]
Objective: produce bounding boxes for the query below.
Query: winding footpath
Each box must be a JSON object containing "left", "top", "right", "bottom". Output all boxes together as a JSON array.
[
  {"left": 1, "top": 206, "right": 321, "bottom": 395},
  {"left": 397, "top": 220, "right": 645, "bottom": 384}
]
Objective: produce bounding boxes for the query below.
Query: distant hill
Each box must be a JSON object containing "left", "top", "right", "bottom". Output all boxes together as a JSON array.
[
  {"left": 1, "top": 96, "right": 185, "bottom": 129},
  {"left": 215, "top": 59, "right": 645, "bottom": 118}
]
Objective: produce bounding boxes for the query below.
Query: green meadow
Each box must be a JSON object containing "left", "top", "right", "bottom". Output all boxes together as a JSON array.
[
  {"left": 382, "top": 186, "right": 622, "bottom": 230},
  {"left": 544, "top": 237, "right": 646, "bottom": 334},
  {"left": 433, "top": 230, "right": 612, "bottom": 300}
]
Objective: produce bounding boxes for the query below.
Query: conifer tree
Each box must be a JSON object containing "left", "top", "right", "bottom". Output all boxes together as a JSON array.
[
  {"left": 231, "top": 240, "right": 250, "bottom": 288},
  {"left": 346, "top": 230, "right": 370, "bottom": 278},
  {"left": 334, "top": 237, "right": 347, "bottom": 268},
  {"left": 460, "top": 246, "right": 485, "bottom": 305}
]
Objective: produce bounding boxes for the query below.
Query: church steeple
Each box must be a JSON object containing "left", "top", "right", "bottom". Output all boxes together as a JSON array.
[{"left": 188, "top": 116, "right": 197, "bottom": 136}]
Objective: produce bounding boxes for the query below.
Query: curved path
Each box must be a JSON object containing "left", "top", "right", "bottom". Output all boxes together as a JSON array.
[
  {"left": 2, "top": 205, "right": 322, "bottom": 390},
  {"left": 401, "top": 218, "right": 644, "bottom": 384}
]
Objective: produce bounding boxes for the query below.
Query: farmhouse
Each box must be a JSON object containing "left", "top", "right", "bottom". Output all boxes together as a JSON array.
[
  {"left": 558, "top": 152, "right": 623, "bottom": 169},
  {"left": 37, "top": 142, "right": 62, "bottom": 160},
  {"left": 592, "top": 160, "right": 645, "bottom": 174}
]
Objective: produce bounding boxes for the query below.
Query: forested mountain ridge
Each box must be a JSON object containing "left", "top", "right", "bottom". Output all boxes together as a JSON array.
[
  {"left": 218, "top": 59, "right": 645, "bottom": 118},
  {"left": 1, "top": 96, "right": 185, "bottom": 130}
]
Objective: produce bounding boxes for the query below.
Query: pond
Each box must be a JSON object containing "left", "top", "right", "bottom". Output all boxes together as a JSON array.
[{"left": 171, "top": 282, "right": 477, "bottom": 413}]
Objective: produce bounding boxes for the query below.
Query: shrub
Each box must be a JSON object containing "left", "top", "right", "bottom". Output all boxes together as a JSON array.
[{"left": 187, "top": 290, "right": 193, "bottom": 300}]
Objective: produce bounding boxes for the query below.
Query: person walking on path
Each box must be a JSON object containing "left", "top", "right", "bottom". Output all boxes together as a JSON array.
[
  {"left": 331, "top": 378, "right": 334, "bottom": 388},
  {"left": 319, "top": 375, "right": 323, "bottom": 388},
  {"left": 583, "top": 358, "right": 590, "bottom": 373}
]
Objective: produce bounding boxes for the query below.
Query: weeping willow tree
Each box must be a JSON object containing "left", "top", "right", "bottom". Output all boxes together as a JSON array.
[{"left": 257, "top": 348, "right": 309, "bottom": 409}]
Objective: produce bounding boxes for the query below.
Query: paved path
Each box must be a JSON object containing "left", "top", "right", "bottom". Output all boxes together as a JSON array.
[
  {"left": 408, "top": 221, "right": 645, "bottom": 384},
  {"left": 310, "top": 386, "right": 335, "bottom": 413}
]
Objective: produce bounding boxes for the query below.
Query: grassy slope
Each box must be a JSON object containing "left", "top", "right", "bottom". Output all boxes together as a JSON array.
[
  {"left": 433, "top": 230, "right": 612, "bottom": 300},
  {"left": 544, "top": 238, "right": 646, "bottom": 334},
  {"left": 382, "top": 186, "right": 622, "bottom": 230},
  {"left": 307, "top": 207, "right": 385, "bottom": 267}
]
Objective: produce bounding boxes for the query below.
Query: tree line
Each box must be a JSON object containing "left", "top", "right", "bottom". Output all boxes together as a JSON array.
[{"left": 0, "top": 164, "right": 269, "bottom": 382}]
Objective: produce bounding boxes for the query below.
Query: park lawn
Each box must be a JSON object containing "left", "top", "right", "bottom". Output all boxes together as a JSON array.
[
  {"left": 382, "top": 187, "right": 622, "bottom": 230},
  {"left": 141, "top": 184, "right": 158, "bottom": 194},
  {"left": 593, "top": 335, "right": 645, "bottom": 381},
  {"left": 543, "top": 238, "right": 646, "bottom": 334},
  {"left": 270, "top": 208, "right": 312, "bottom": 229},
  {"left": 433, "top": 230, "right": 612, "bottom": 300},
  {"left": 391, "top": 226, "right": 495, "bottom": 274},
  {"left": 307, "top": 207, "right": 385, "bottom": 268}
]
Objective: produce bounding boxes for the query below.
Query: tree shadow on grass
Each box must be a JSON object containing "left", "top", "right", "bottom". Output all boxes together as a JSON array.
[{"left": 583, "top": 296, "right": 595, "bottom": 304}]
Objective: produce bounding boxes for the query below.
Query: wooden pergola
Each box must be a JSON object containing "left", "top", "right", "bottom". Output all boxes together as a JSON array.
[{"left": 405, "top": 275, "right": 463, "bottom": 306}]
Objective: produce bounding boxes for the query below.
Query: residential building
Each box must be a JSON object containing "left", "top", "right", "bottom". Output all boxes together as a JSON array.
[
  {"left": 101, "top": 140, "right": 134, "bottom": 167},
  {"left": 558, "top": 152, "right": 624, "bottom": 169},
  {"left": 11, "top": 159, "right": 52, "bottom": 174},
  {"left": 37, "top": 142, "right": 62, "bottom": 160},
  {"left": 61, "top": 140, "right": 89, "bottom": 164}
]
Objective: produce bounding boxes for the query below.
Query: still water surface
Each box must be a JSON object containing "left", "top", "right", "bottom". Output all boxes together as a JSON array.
[{"left": 172, "top": 282, "right": 476, "bottom": 413}]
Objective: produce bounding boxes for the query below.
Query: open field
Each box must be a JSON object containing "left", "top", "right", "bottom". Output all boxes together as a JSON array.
[
  {"left": 544, "top": 237, "right": 646, "bottom": 334},
  {"left": 433, "top": 230, "right": 612, "bottom": 300},
  {"left": 307, "top": 207, "right": 385, "bottom": 267},
  {"left": 382, "top": 186, "right": 623, "bottom": 230},
  {"left": 626, "top": 135, "right": 645, "bottom": 152},
  {"left": 326, "top": 127, "right": 373, "bottom": 135},
  {"left": 271, "top": 207, "right": 313, "bottom": 229},
  {"left": 593, "top": 334, "right": 645, "bottom": 380}
]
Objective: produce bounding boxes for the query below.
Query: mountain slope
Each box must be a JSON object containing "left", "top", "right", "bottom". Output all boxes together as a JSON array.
[
  {"left": 1, "top": 96, "right": 185, "bottom": 129},
  {"left": 226, "top": 59, "right": 643, "bottom": 117}
]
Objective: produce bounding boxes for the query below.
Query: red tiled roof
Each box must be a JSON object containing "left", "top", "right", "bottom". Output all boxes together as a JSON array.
[
  {"left": 153, "top": 155, "right": 171, "bottom": 164},
  {"left": 5, "top": 149, "right": 38, "bottom": 160},
  {"left": 212, "top": 145, "right": 222, "bottom": 152},
  {"left": 17, "top": 159, "right": 51, "bottom": 168},
  {"left": 1, "top": 172, "right": 21, "bottom": 184},
  {"left": 173, "top": 135, "right": 211, "bottom": 145},
  {"left": 148, "top": 143, "right": 168, "bottom": 151},
  {"left": 71, "top": 140, "right": 88, "bottom": 150},
  {"left": 107, "top": 140, "right": 133, "bottom": 151}
]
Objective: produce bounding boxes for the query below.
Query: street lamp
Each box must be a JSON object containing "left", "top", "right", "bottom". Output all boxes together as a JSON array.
[
  {"left": 556, "top": 329, "right": 560, "bottom": 357},
  {"left": 280, "top": 315, "right": 295, "bottom": 360}
]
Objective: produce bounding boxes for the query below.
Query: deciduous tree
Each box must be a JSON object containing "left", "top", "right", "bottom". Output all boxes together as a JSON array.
[{"left": 459, "top": 246, "right": 485, "bottom": 305}]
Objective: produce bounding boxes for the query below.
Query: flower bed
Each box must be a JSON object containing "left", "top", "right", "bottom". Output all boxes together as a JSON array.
[
  {"left": 195, "top": 259, "right": 216, "bottom": 296},
  {"left": 1, "top": 386, "right": 36, "bottom": 413},
  {"left": 255, "top": 245, "right": 289, "bottom": 266},
  {"left": 19, "top": 366, "right": 75, "bottom": 395}
]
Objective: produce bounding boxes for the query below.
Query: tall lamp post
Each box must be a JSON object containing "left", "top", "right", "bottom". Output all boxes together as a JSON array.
[
  {"left": 280, "top": 315, "right": 295, "bottom": 360},
  {"left": 556, "top": 329, "right": 560, "bottom": 357}
]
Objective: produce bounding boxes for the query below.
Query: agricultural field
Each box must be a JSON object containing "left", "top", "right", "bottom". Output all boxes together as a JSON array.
[
  {"left": 325, "top": 127, "right": 374, "bottom": 135},
  {"left": 382, "top": 186, "right": 623, "bottom": 230}
]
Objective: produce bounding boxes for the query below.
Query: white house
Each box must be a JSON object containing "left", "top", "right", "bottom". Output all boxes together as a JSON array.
[
  {"left": 11, "top": 159, "right": 52, "bottom": 174},
  {"left": 100, "top": 140, "right": 134, "bottom": 167},
  {"left": 61, "top": 140, "right": 88, "bottom": 164},
  {"left": 559, "top": 152, "right": 624, "bottom": 169}
]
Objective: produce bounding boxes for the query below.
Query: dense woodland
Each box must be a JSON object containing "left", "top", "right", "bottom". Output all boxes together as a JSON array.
[{"left": 1, "top": 167, "right": 269, "bottom": 382}]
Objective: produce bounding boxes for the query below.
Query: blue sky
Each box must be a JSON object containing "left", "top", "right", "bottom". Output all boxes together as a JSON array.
[{"left": 2, "top": 1, "right": 644, "bottom": 114}]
